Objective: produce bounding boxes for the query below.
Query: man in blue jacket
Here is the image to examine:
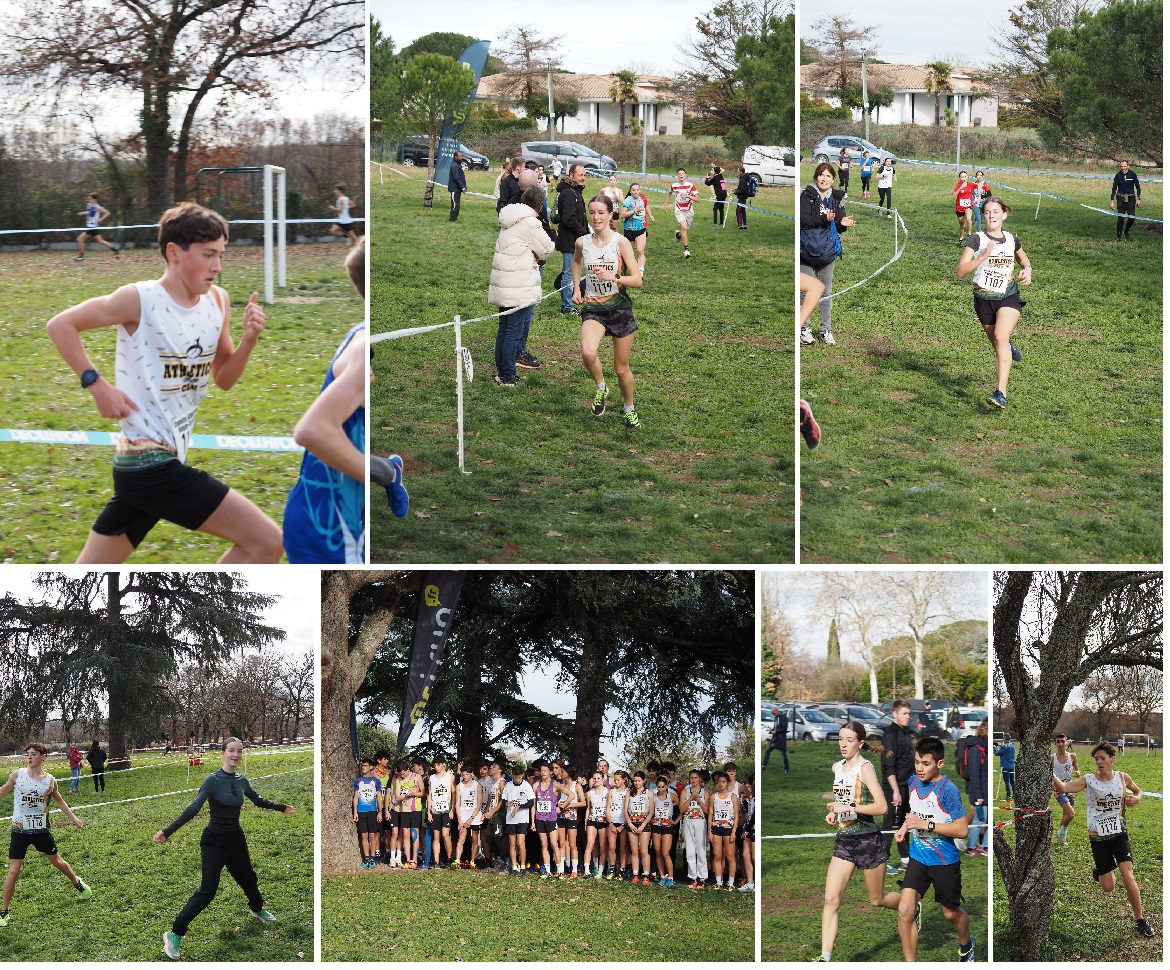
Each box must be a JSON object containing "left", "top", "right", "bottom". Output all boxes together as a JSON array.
[{"left": 1110, "top": 159, "right": 1141, "bottom": 242}]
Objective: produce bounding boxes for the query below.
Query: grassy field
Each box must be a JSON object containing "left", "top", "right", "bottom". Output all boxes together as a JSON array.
[
  {"left": 799, "top": 161, "right": 1162, "bottom": 563},
  {"left": 0, "top": 244, "right": 362, "bottom": 564},
  {"left": 761, "top": 740, "right": 988, "bottom": 961},
  {"left": 0, "top": 747, "right": 313, "bottom": 961},
  {"left": 321, "top": 863, "right": 754, "bottom": 961},
  {"left": 369, "top": 165, "right": 795, "bottom": 563},
  {"left": 992, "top": 744, "right": 1163, "bottom": 960}
]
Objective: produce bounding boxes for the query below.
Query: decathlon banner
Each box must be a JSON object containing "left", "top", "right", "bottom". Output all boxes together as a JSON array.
[
  {"left": 395, "top": 572, "right": 465, "bottom": 757},
  {"left": 433, "top": 40, "right": 491, "bottom": 189}
]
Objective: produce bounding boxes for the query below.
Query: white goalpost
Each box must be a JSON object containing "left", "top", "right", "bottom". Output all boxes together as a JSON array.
[
  {"left": 1121, "top": 733, "right": 1153, "bottom": 756},
  {"left": 262, "top": 164, "right": 287, "bottom": 305}
]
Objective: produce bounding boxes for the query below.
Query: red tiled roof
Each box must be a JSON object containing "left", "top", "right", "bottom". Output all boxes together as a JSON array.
[{"left": 477, "top": 72, "right": 674, "bottom": 102}]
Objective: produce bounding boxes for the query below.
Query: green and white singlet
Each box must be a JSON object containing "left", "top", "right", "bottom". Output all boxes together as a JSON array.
[{"left": 832, "top": 757, "right": 881, "bottom": 836}]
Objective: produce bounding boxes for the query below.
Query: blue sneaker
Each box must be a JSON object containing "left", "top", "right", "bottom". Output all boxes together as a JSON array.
[
  {"left": 986, "top": 389, "right": 1008, "bottom": 409},
  {"left": 885, "top": 863, "right": 901, "bottom": 876},
  {"left": 959, "top": 939, "right": 975, "bottom": 962},
  {"left": 1010, "top": 341, "right": 1022, "bottom": 362},
  {"left": 370, "top": 454, "right": 409, "bottom": 517}
]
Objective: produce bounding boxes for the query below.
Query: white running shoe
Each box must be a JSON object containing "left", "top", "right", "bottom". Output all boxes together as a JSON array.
[
  {"left": 800, "top": 327, "right": 815, "bottom": 345},
  {"left": 821, "top": 332, "right": 836, "bottom": 346}
]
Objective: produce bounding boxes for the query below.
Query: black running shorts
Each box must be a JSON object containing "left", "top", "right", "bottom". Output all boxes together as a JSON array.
[
  {"left": 9, "top": 828, "right": 58, "bottom": 860},
  {"left": 831, "top": 831, "right": 887, "bottom": 870},
  {"left": 356, "top": 812, "right": 380, "bottom": 835},
  {"left": 427, "top": 814, "right": 453, "bottom": 832},
  {"left": 505, "top": 822, "right": 528, "bottom": 836},
  {"left": 557, "top": 816, "right": 577, "bottom": 830},
  {"left": 587, "top": 818, "right": 607, "bottom": 830},
  {"left": 534, "top": 818, "right": 558, "bottom": 834},
  {"left": 650, "top": 823, "right": 673, "bottom": 836},
  {"left": 973, "top": 291, "right": 1025, "bottom": 327},
  {"left": 581, "top": 305, "right": 637, "bottom": 339},
  {"left": 1090, "top": 832, "right": 1132, "bottom": 875},
  {"left": 93, "top": 459, "right": 230, "bottom": 547},
  {"left": 903, "top": 857, "right": 963, "bottom": 910},
  {"left": 623, "top": 228, "right": 646, "bottom": 242}
]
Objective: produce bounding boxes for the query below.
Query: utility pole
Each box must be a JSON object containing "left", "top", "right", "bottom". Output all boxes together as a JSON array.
[
  {"left": 861, "top": 53, "right": 870, "bottom": 142},
  {"left": 956, "top": 92, "right": 962, "bottom": 170},
  {"left": 546, "top": 59, "right": 555, "bottom": 138}
]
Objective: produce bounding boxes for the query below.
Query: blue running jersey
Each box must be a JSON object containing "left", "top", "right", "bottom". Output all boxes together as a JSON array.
[
  {"left": 907, "top": 774, "right": 965, "bottom": 866},
  {"left": 283, "top": 323, "right": 366, "bottom": 563}
]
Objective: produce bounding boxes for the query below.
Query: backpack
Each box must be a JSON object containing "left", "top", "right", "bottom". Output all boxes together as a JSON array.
[
  {"left": 747, "top": 178, "right": 758, "bottom": 198},
  {"left": 549, "top": 189, "right": 561, "bottom": 225}
]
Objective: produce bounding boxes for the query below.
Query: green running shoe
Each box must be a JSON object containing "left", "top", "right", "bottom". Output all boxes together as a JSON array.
[
  {"left": 623, "top": 409, "right": 641, "bottom": 429},
  {"left": 75, "top": 878, "right": 93, "bottom": 900},
  {"left": 591, "top": 385, "right": 609, "bottom": 418},
  {"left": 163, "top": 931, "right": 182, "bottom": 960},
  {"left": 250, "top": 907, "right": 278, "bottom": 923},
  {"left": 959, "top": 939, "right": 976, "bottom": 962}
]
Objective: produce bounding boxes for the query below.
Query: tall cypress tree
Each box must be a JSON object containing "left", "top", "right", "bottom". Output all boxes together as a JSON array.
[{"left": 827, "top": 617, "right": 841, "bottom": 666}]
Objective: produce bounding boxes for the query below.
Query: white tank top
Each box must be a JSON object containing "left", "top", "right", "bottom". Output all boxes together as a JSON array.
[
  {"left": 712, "top": 792, "right": 734, "bottom": 828},
  {"left": 587, "top": 787, "right": 608, "bottom": 821},
  {"left": 1052, "top": 752, "right": 1075, "bottom": 784},
  {"left": 430, "top": 771, "right": 453, "bottom": 813},
  {"left": 653, "top": 791, "right": 674, "bottom": 823},
  {"left": 457, "top": 780, "right": 481, "bottom": 824},
  {"left": 968, "top": 230, "right": 1018, "bottom": 294},
  {"left": 626, "top": 790, "right": 650, "bottom": 823},
  {"left": 607, "top": 788, "right": 628, "bottom": 824},
  {"left": 86, "top": 203, "right": 100, "bottom": 229},
  {"left": 117, "top": 281, "right": 225, "bottom": 463},
  {"left": 337, "top": 196, "right": 353, "bottom": 224},
  {"left": 580, "top": 232, "right": 631, "bottom": 311},
  {"left": 1085, "top": 773, "right": 1126, "bottom": 839},
  {"left": 12, "top": 769, "right": 54, "bottom": 831}
]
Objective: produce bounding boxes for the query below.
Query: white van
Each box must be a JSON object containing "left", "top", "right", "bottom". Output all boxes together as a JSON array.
[{"left": 742, "top": 145, "right": 796, "bottom": 189}]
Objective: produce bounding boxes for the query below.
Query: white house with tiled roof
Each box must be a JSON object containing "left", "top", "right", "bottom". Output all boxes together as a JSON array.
[
  {"left": 475, "top": 72, "right": 684, "bottom": 136},
  {"left": 801, "top": 62, "right": 999, "bottom": 127}
]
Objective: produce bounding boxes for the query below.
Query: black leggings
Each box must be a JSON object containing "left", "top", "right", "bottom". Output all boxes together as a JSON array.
[
  {"left": 878, "top": 186, "right": 892, "bottom": 211},
  {"left": 861, "top": 175, "right": 871, "bottom": 193},
  {"left": 712, "top": 200, "right": 725, "bottom": 225},
  {"left": 173, "top": 827, "right": 263, "bottom": 936},
  {"left": 93, "top": 769, "right": 105, "bottom": 792}
]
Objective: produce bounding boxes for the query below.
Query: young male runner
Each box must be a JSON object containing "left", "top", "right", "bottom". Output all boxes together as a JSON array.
[
  {"left": 1054, "top": 741, "right": 1154, "bottom": 938},
  {"left": 1052, "top": 733, "right": 1080, "bottom": 846},
  {"left": 328, "top": 184, "right": 358, "bottom": 245},
  {"left": 665, "top": 168, "right": 699, "bottom": 258},
  {"left": 46, "top": 202, "right": 283, "bottom": 564},
  {"left": 426, "top": 756, "right": 456, "bottom": 867},
  {"left": 0, "top": 743, "right": 93, "bottom": 928},
  {"left": 895, "top": 737, "right": 974, "bottom": 962},
  {"left": 353, "top": 758, "right": 383, "bottom": 869},
  {"left": 75, "top": 193, "right": 120, "bottom": 261}
]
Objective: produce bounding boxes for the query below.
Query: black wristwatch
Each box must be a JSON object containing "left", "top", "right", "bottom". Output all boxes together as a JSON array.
[
  {"left": 80, "top": 368, "right": 100, "bottom": 389},
  {"left": 927, "top": 820, "right": 936, "bottom": 833}
]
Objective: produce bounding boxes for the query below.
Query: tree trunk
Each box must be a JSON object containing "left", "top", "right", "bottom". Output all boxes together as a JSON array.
[
  {"left": 570, "top": 633, "right": 609, "bottom": 772},
  {"left": 143, "top": 81, "right": 174, "bottom": 212},
  {"left": 867, "top": 663, "right": 879, "bottom": 704},
  {"left": 104, "top": 572, "right": 130, "bottom": 759}
]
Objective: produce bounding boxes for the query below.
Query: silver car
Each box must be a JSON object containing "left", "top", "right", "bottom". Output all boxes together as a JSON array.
[
  {"left": 520, "top": 140, "right": 616, "bottom": 174},
  {"left": 809, "top": 135, "right": 896, "bottom": 165},
  {"left": 789, "top": 706, "right": 841, "bottom": 742}
]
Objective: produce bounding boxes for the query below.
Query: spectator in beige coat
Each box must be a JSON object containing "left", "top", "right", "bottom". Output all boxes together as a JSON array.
[{"left": 489, "top": 186, "right": 555, "bottom": 386}]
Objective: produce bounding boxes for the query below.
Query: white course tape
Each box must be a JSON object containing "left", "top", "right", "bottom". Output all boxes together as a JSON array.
[
  {"left": 896, "top": 156, "right": 1163, "bottom": 183},
  {"left": 0, "top": 766, "right": 312, "bottom": 822},
  {"left": 0, "top": 429, "right": 302, "bottom": 452},
  {"left": 371, "top": 287, "right": 563, "bottom": 344},
  {"left": 808, "top": 203, "right": 910, "bottom": 305}
]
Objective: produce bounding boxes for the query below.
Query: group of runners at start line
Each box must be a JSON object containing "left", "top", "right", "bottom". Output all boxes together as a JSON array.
[{"left": 353, "top": 754, "right": 755, "bottom": 891}]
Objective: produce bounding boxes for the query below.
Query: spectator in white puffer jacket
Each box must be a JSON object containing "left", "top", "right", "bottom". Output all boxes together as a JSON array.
[{"left": 488, "top": 186, "right": 555, "bottom": 386}]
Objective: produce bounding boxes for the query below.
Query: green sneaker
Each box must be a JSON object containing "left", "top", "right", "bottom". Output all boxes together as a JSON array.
[
  {"left": 163, "top": 931, "right": 182, "bottom": 960},
  {"left": 623, "top": 409, "right": 641, "bottom": 429},
  {"left": 591, "top": 385, "right": 609, "bottom": 418},
  {"left": 75, "top": 878, "right": 93, "bottom": 900},
  {"left": 250, "top": 907, "right": 278, "bottom": 923}
]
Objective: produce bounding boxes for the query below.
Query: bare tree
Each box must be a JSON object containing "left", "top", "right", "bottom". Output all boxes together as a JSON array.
[
  {"left": 279, "top": 650, "right": 315, "bottom": 741},
  {"left": 1115, "top": 665, "right": 1163, "bottom": 735},
  {"left": 993, "top": 570, "right": 1161, "bottom": 960},
  {"left": 818, "top": 573, "right": 893, "bottom": 704},
  {"left": 887, "top": 572, "right": 968, "bottom": 698},
  {"left": 493, "top": 26, "right": 563, "bottom": 103},
  {"left": 804, "top": 15, "right": 878, "bottom": 92},
  {"left": 2, "top": 0, "right": 362, "bottom": 211},
  {"left": 1079, "top": 667, "right": 1124, "bottom": 739}
]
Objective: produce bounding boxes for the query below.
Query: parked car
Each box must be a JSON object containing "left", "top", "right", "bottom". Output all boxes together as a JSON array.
[
  {"left": 741, "top": 144, "right": 796, "bottom": 189},
  {"left": 787, "top": 706, "right": 841, "bottom": 742},
  {"left": 809, "top": 134, "right": 896, "bottom": 165},
  {"left": 398, "top": 138, "right": 489, "bottom": 170},
  {"left": 954, "top": 708, "right": 988, "bottom": 738},
  {"left": 812, "top": 704, "right": 893, "bottom": 739},
  {"left": 519, "top": 140, "right": 616, "bottom": 173}
]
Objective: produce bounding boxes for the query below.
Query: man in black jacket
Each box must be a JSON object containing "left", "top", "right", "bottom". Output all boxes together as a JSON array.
[
  {"left": 554, "top": 164, "right": 588, "bottom": 314},
  {"left": 733, "top": 166, "right": 752, "bottom": 229},
  {"left": 880, "top": 700, "right": 915, "bottom": 874},
  {"left": 448, "top": 152, "right": 467, "bottom": 222},
  {"left": 1110, "top": 159, "right": 1142, "bottom": 242}
]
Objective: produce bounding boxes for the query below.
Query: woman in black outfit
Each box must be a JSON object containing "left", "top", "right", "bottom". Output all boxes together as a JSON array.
[
  {"left": 733, "top": 167, "right": 752, "bottom": 229},
  {"left": 87, "top": 740, "right": 107, "bottom": 793},
  {"left": 705, "top": 166, "right": 728, "bottom": 225}
]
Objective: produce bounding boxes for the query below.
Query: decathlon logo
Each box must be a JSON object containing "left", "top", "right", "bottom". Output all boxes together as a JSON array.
[
  {"left": 211, "top": 435, "right": 299, "bottom": 451},
  {"left": 9, "top": 429, "right": 92, "bottom": 444}
]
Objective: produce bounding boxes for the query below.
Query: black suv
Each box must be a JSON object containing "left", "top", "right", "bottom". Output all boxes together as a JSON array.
[{"left": 398, "top": 138, "right": 489, "bottom": 170}]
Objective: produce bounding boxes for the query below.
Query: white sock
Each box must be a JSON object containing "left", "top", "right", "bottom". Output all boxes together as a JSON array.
[
  {"left": 624, "top": 404, "right": 635, "bottom": 413},
  {"left": 821, "top": 952, "right": 832, "bottom": 962},
  {"left": 597, "top": 381, "right": 606, "bottom": 390}
]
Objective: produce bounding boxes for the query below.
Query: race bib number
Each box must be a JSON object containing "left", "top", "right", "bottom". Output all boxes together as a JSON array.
[
  {"left": 586, "top": 260, "right": 618, "bottom": 298},
  {"left": 18, "top": 792, "right": 46, "bottom": 830},
  {"left": 958, "top": 197, "right": 971, "bottom": 209},
  {"left": 536, "top": 798, "right": 552, "bottom": 814},
  {"left": 1095, "top": 815, "right": 1122, "bottom": 837},
  {"left": 983, "top": 271, "right": 1007, "bottom": 291},
  {"left": 836, "top": 808, "right": 857, "bottom": 823}
]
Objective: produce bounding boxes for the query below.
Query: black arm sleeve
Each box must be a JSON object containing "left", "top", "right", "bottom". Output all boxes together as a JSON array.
[
  {"left": 243, "top": 778, "right": 288, "bottom": 812},
  {"left": 880, "top": 728, "right": 896, "bottom": 779}
]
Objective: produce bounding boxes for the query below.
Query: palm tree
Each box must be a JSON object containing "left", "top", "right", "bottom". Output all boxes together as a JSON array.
[
  {"left": 923, "top": 62, "right": 954, "bottom": 127},
  {"left": 608, "top": 70, "right": 639, "bottom": 135}
]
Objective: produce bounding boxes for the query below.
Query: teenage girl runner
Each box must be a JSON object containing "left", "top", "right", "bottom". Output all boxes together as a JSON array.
[
  {"left": 971, "top": 171, "right": 990, "bottom": 232},
  {"left": 1052, "top": 733, "right": 1080, "bottom": 847},
  {"left": 373, "top": 753, "right": 392, "bottom": 864},
  {"left": 625, "top": 771, "right": 652, "bottom": 884},
  {"left": 953, "top": 171, "right": 976, "bottom": 245},
  {"left": 651, "top": 774, "right": 679, "bottom": 887},
  {"left": 876, "top": 158, "right": 896, "bottom": 217},
  {"left": 681, "top": 770, "right": 710, "bottom": 889},
  {"left": 584, "top": 772, "right": 609, "bottom": 878},
  {"left": 572, "top": 195, "right": 644, "bottom": 429},
  {"left": 454, "top": 764, "right": 483, "bottom": 868},
  {"left": 956, "top": 196, "right": 1031, "bottom": 409},
  {"left": 155, "top": 738, "right": 295, "bottom": 960},
  {"left": 553, "top": 761, "right": 583, "bottom": 878},
  {"left": 605, "top": 770, "right": 630, "bottom": 879},
  {"left": 738, "top": 780, "right": 755, "bottom": 892},
  {"left": 602, "top": 174, "right": 624, "bottom": 232},
  {"left": 621, "top": 184, "right": 653, "bottom": 275},
  {"left": 708, "top": 771, "right": 738, "bottom": 890},
  {"left": 815, "top": 722, "right": 900, "bottom": 963},
  {"left": 1053, "top": 742, "right": 1154, "bottom": 937},
  {"left": 859, "top": 152, "right": 875, "bottom": 199}
]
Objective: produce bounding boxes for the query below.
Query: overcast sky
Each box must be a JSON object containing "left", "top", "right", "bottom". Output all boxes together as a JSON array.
[
  {"left": 802, "top": 0, "right": 1025, "bottom": 67},
  {"left": 370, "top": 0, "right": 744, "bottom": 77},
  {"left": 0, "top": 567, "right": 316, "bottom": 659}
]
